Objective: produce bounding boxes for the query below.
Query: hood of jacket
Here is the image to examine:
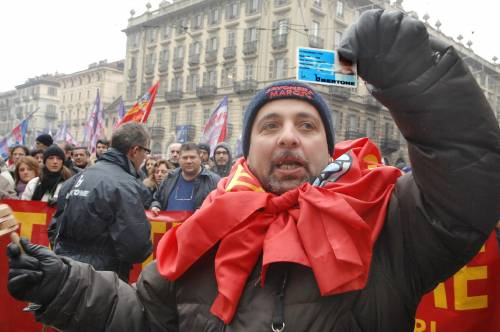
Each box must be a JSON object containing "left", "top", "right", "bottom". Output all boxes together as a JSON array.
[{"left": 99, "top": 148, "right": 140, "bottom": 178}]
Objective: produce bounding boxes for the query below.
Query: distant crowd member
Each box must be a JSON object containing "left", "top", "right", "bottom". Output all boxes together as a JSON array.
[
  {"left": 143, "top": 159, "right": 170, "bottom": 196},
  {"left": 151, "top": 142, "right": 220, "bottom": 213},
  {"left": 197, "top": 143, "right": 213, "bottom": 170},
  {"left": 1, "top": 145, "right": 29, "bottom": 186},
  {"left": 95, "top": 138, "right": 110, "bottom": 160},
  {"left": 56, "top": 141, "right": 80, "bottom": 175},
  {"left": 167, "top": 142, "right": 181, "bottom": 168},
  {"left": 142, "top": 156, "right": 157, "bottom": 179},
  {"left": 0, "top": 175, "right": 16, "bottom": 199},
  {"left": 72, "top": 147, "right": 91, "bottom": 169},
  {"left": 212, "top": 142, "right": 232, "bottom": 178},
  {"left": 30, "top": 149, "right": 45, "bottom": 167},
  {"left": 47, "top": 122, "right": 153, "bottom": 281},
  {"left": 35, "top": 133, "right": 53, "bottom": 151},
  {"left": 22, "top": 145, "right": 72, "bottom": 203},
  {"left": 14, "top": 156, "right": 40, "bottom": 198}
]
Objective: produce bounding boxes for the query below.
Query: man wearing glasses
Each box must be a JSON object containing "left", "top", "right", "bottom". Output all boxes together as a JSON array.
[
  {"left": 47, "top": 122, "right": 153, "bottom": 281},
  {"left": 151, "top": 142, "right": 220, "bottom": 213}
]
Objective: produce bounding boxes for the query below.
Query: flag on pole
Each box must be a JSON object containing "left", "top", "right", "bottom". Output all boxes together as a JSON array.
[
  {"left": 200, "top": 96, "right": 228, "bottom": 156},
  {"left": 115, "top": 82, "right": 159, "bottom": 128},
  {"left": 0, "top": 116, "right": 29, "bottom": 160},
  {"left": 54, "top": 121, "right": 79, "bottom": 147},
  {"left": 83, "top": 89, "right": 105, "bottom": 153},
  {"left": 117, "top": 97, "right": 126, "bottom": 120}
]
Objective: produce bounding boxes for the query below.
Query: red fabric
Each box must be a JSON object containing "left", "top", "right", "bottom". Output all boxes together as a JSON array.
[{"left": 156, "top": 138, "right": 402, "bottom": 324}]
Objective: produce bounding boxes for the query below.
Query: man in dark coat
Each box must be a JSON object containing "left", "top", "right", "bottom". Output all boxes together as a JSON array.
[
  {"left": 47, "top": 122, "right": 153, "bottom": 281},
  {"left": 212, "top": 142, "right": 232, "bottom": 178},
  {"left": 6, "top": 10, "right": 500, "bottom": 332}
]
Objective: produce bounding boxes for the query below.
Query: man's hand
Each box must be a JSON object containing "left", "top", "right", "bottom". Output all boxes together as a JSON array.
[
  {"left": 151, "top": 206, "right": 160, "bottom": 216},
  {"left": 338, "top": 9, "right": 435, "bottom": 89},
  {"left": 7, "top": 238, "right": 68, "bottom": 306}
]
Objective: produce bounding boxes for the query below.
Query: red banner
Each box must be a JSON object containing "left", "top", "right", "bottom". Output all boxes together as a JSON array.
[
  {"left": 0, "top": 199, "right": 189, "bottom": 332},
  {"left": 414, "top": 233, "right": 499, "bottom": 331},
  {"left": 0, "top": 199, "right": 498, "bottom": 332}
]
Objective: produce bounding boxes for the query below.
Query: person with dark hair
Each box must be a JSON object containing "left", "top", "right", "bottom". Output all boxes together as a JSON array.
[
  {"left": 30, "top": 148, "right": 45, "bottom": 167},
  {"left": 197, "top": 143, "right": 213, "bottom": 170},
  {"left": 38, "top": 122, "right": 153, "bottom": 281},
  {"left": 212, "top": 142, "right": 232, "bottom": 178},
  {"left": 72, "top": 147, "right": 91, "bottom": 169},
  {"left": 151, "top": 142, "right": 220, "bottom": 213},
  {"left": 35, "top": 133, "right": 53, "bottom": 151},
  {"left": 56, "top": 141, "right": 80, "bottom": 175},
  {"left": 8, "top": 145, "right": 29, "bottom": 169},
  {"left": 95, "top": 138, "right": 110, "bottom": 159},
  {"left": 143, "top": 159, "right": 170, "bottom": 197},
  {"left": 6, "top": 10, "right": 500, "bottom": 332},
  {"left": 21, "top": 145, "right": 72, "bottom": 203},
  {"left": 14, "top": 156, "right": 40, "bottom": 198}
]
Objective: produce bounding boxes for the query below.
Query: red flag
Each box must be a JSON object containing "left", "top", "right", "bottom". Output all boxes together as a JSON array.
[{"left": 115, "top": 82, "right": 159, "bottom": 128}]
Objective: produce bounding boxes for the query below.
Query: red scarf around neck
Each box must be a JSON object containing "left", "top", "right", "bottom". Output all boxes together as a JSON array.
[{"left": 157, "top": 138, "right": 402, "bottom": 324}]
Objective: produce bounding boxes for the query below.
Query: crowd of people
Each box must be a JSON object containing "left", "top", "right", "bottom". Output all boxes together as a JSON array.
[{"left": 4, "top": 9, "right": 500, "bottom": 332}]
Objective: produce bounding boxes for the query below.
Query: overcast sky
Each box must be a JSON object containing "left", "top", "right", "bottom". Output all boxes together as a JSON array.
[{"left": 0, "top": 0, "right": 498, "bottom": 92}]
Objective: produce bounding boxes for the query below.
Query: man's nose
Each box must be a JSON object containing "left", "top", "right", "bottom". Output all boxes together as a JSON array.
[{"left": 277, "top": 124, "right": 300, "bottom": 148}]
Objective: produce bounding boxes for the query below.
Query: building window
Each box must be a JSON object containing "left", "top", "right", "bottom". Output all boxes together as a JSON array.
[
  {"left": 176, "top": 18, "right": 188, "bottom": 35},
  {"left": 366, "top": 118, "right": 375, "bottom": 138},
  {"left": 275, "top": 18, "right": 288, "bottom": 35},
  {"left": 245, "top": 26, "right": 258, "bottom": 42},
  {"left": 187, "top": 73, "right": 199, "bottom": 92},
  {"left": 170, "top": 111, "right": 178, "bottom": 130},
  {"left": 334, "top": 31, "right": 343, "bottom": 49},
  {"left": 192, "top": 14, "right": 203, "bottom": 30},
  {"left": 186, "top": 107, "right": 194, "bottom": 124},
  {"left": 311, "top": 20, "right": 320, "bottom": 36},
  {"left": 175, "top": 45, "right": 184, "bottom": 58},
  {"left": 226, "top": 2, "right": 239, "bottom": 20},
  {"left": 208, "top": 7, "right": 220, "bottom": 25},
  {"left": 161, "top": 25, "right": 171, "bottom": 39},
  {"left": 203, "top": 108, "right": 211, "bottom": 123},
  {"left": 245, "top": 62, "right": 254, "bottom": 80},
  {"left": 348, "top": 114, "right": 358, "bottom": 131},
  {"left": 270, "top": 58, "right": 287, "bottom": 79},
  {"left": 336, "top": 0, "right": 344, "bottom": 18},
  {"left": 227, "top": 30, "right": 236, "bottom": 47},
  {"left": 203, "top": 69, "right": 217, "bottom": 86},
  {"left": 313, "top": 0, "right": 321, "bottom": 8},
  {"left": 191, "top": 41, "right": 201, "bottom": 55},
  {"left": 222, "top": 66, "right": 235, "bottom": 87},
  {"left": 48, "top": 87, "right": 57, "bottom": 96},
  {"left": 246, "top": 0, "right": 260, "bottom": 14},
  {"left": 208, "top": 36, "right": 218, "bottom": 51}
]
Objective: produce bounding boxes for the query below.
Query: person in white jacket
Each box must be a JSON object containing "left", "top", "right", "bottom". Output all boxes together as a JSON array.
[{"left": 22, "top": 145, "right": 72, "bottom": 203}]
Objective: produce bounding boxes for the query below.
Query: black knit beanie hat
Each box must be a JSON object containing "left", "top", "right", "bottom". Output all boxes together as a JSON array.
[
  {"left": 43, "top": 145, "right": 65, "bottom": 164},
  {"left": 36, "top": 133, "right": 53, "bottom": 147},
  {"left": 241, "top": 80, "right": 334, "bottom": 158}
]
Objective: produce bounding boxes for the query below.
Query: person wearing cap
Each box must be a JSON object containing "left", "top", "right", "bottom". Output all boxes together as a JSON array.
[
  {"left": 197, "top": 143, "right": 213, "bottom": 170},
  {"left": 35, "top": 133, "right": 54, "bottom": 151},
  {"left": 21, "top": 145, "right": 72, "bottom": 203},
  {"left": 6, "top": 10, "right": 500, "bottom": 332},
  {"left": 212, "top": 142, "right": 232, "bottom": 178}
]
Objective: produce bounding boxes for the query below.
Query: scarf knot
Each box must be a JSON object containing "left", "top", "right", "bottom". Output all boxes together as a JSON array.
[{"left": 265, "top": 188, "right": 300, "bottom": 214}]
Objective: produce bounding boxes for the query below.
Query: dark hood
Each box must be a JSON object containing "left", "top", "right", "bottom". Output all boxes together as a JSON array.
[{"left": 99, "top": 148, "right": 140, "bottom": 178}]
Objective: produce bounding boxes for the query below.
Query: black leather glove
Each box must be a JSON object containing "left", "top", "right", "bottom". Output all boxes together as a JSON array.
[
  {"left": 338, "top": 9, "right": 436, "bottom": 90},
  {"left": 7, "top": 238, "right": 68, "bottom": 306}
]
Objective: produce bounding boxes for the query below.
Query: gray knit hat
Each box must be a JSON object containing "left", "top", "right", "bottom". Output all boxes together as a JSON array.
[{"left": 241, "top": 80, "right": 334, "bottom": 158}]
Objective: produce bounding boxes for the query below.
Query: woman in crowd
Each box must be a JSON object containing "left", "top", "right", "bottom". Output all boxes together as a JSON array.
[
  {"left": 14, "top": 156, "right": 40, "bottom": 198},
  {"left": 141, "top": 156, "right": 157, "bottom": 179},
  {"left": 30, "top": 149, "right": 44, "bottom": 168},
  {"left": 143, "top": 159, "right": 171, "bottom": 196},
  {"left": 22, "top": 145, "right": 72, "bottom": 203}
]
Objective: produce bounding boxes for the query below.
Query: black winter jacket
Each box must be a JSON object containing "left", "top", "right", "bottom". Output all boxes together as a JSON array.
[
  {"left": 49, "top": 148, "right": 153, "bottom": 281},
  {"left": 150, "top": 167, "right": 220, "bottom": 211},
  {"left": 36, "top": 41, "right": 500, "bottom": 331}
]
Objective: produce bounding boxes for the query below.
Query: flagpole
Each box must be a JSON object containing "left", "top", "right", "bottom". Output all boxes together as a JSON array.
[{"left": 0, "top": 107, "right": 40, "bottom": 142}]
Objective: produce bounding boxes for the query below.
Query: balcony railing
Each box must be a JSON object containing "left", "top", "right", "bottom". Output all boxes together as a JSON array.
[
  {"left": 149, "top": 126, "right": 166, "bottom": 138},
  {"left": 272, "top": 34, "right": 288, "bottom": 49},
  {"left": 173, "top": 57, "right": 184, "bottom": 70},
  {"left": 165, "top": 90, "right": 183, "bottom": 102},
  {"left": 243, "top": 41, "right": 257, "bottom": 55},
  {"left": 344, "top": 130, "right": 365, "bottom": 140},
  {"left": 188, "top": 54, "right": 200, "bottom": 66},
  {"left": 233, "top": 79, "right": 258, "bottom": 94},
  {"left": 308, "top": 35, "right": 324, "bottom": 49},
  {"left": 196, "top": 85, "right": 217, "bottom": 98},
  {"left": 223, "top": 46, "right": 236, "bottom": 59},
  {"left": 330, "top": 86, "right": 351, "bottom": 100},
  {"left": 380, "top": 138, "right": 400, "bottom": 154},
  {"left": 205, "top": 50, "right": 217, "bottom": 63}
]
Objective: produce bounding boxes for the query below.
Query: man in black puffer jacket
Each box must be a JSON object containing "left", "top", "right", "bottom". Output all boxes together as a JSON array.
[
  {"left": 7, "top": 10, "right": 500, "bottom": 332},
  {"left": 47, "top": 122, "right": 153, "bottom": 281}
]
